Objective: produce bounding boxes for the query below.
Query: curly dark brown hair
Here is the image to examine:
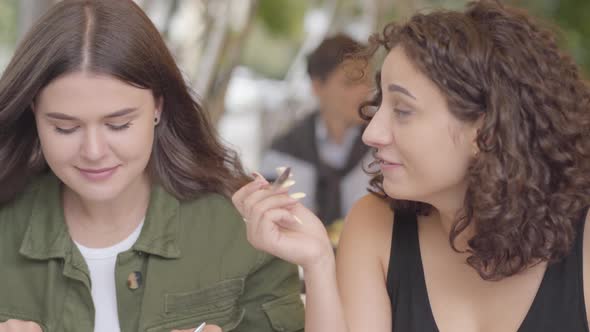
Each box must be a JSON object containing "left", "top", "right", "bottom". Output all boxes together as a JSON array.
[{"left": 358, "top": 0, "right": 590, "bottom": 280}]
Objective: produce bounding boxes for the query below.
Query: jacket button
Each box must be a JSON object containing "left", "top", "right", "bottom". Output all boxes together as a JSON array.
[{"left": 127, "top": 271, "right": 143, "bottom": 290}]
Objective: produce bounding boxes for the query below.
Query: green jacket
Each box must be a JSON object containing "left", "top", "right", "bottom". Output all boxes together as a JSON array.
[{"left": 0, "top": 173, "right": 305, "bottom": 332}]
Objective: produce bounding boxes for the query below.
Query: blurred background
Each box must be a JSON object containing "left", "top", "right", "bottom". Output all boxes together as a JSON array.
[{"left": 0, "top": 0, "right": 588, "bottom": 172}]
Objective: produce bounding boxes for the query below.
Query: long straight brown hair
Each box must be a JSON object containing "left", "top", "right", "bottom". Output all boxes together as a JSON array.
[{"left": 0, "top": 0, "right": 249, "bottom": 204}]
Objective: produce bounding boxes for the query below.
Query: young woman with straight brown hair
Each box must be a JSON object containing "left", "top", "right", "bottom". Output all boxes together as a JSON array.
[{"left": 0, "top": 1, "right": 304, "bottom": 331}]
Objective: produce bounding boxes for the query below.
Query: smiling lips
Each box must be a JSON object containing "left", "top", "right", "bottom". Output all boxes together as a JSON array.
[
  {"left": 77, "top": 165, "right": 119, "bottom": 181},
  {"left": 376, "top": 155, "right": 403, "bottom": 170}
]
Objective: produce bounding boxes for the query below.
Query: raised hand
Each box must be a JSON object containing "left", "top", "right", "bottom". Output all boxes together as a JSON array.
[{"left": 231, "top": 172, "right": 334, "bottom": 270}]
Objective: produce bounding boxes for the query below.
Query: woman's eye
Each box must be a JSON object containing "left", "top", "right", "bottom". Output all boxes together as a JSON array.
[
  {"left": 54, "top": 126, "right": 79, "bottom": 134},
  {"left": 394, "top": 108, "right": 412, "bottom": 117},
  {"left": 107, "top": 122, "right": 132, "bottom": 131}
]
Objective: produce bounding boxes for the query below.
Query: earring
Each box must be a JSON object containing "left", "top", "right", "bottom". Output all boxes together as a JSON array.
[{"left": 154, "top": 117, "right": 160, "bottom": 125}]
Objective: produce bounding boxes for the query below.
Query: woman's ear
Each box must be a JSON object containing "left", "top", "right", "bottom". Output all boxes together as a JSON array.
[
  {"left": 153, "top": 97, "right": 164, "bottom": 125},
  {"left": 156, "top": 96, "right": 163, "bottom": 115}
]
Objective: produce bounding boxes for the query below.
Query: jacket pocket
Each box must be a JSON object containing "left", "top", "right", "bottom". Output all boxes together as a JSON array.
[
  {"left": 262, "top": 293, "right": 305, "bottom": 332},
  {"left": 146, "top": 278, "right": 245, "bottom": 332}
]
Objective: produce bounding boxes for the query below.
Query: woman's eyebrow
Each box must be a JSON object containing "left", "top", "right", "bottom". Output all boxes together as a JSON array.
[
  {"left": 44, "top": 107, "right": 139, "bottom": 121},
  {"left": 387, "top": 83, "right": 416, "bottom": 100}
]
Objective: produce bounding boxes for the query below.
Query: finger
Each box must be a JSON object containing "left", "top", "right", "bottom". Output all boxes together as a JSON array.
[
  {"left": 247, "top": 201, "right": 294, "bottom": 243},
  {"left": 203, "top": 325, "right": 222, "bottom": 332},
  {"left": 232, "top": 176, "right": 267, "bottom": 202},
  {"left": 290, "top": 202, "right": 319, "bottom": 220},
  {"left": 275, "top": 212, "right": 304, "bottom": 229},
  {"left": 248, "top": 193, "right": 299, "bottom": 227},
  {"left": 251, "top": 171, "right": 268, "bottom": 182},
  {"left": 242, "top": 186, "right": 290, "bottom": 220},
  {"left": 246, "top": 207, "right": 284, "bottom": 248},
  {"left": 231, "top": 179, "right": 267, "bottom": 213},
  {"left": 254, "top": 208, "right": 300, "bottom": 250}
]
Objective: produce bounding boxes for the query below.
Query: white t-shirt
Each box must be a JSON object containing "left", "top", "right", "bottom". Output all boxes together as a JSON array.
[{"left": 75, "top": 221, "right": 144, "bottom": 332}]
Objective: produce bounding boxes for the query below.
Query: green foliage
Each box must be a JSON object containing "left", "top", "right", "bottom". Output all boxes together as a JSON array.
[
  {"left": 240, "top": 0, "right": 309, "bottom": 78},
  {"left": 0, "top": 0, "right": 17, "bottom": 45},
  {"left": 552, "top": 0, "right": 590, "bottom": 76},
  {"left": 514, "top": 0, "right": 590, "bottom": 76},
  {"left": 256, "top": 0, "right": 307, "bottom": 39},
  {"left": 240, "top": 22, "right": 298, "bottom": 79}
]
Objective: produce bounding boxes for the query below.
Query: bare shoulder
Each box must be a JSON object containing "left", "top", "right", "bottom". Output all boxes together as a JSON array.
[
  {"left": 335, "top": 196, "right": 395, "bottom": 331},
  {"left": 346, "top": 193, "right": 394, "bottom": 230},
  {"left": 340, "top": 194, "right": 395, "bottom": 271}
]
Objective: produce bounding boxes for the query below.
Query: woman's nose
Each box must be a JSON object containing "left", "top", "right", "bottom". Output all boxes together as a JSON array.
[
  {"left": 80, "top": 127, "right": 108, "bottom": 161},
  {"left": 362, "top": 107, "right": 394, "bottom": 148}
]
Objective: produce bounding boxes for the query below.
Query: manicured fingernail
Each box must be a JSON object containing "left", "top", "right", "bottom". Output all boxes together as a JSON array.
[
  {"left": 290, "top": 192, "right": 306, "bottom": 199},
  {"left": 280, "top": 179, "right": 296, "bottom": 189},
  {"left": 275, "top": 166, "right": 287, "bottom": 176},
  {"left": 293, "top": 215, "right": 303, "bottom": 224}
]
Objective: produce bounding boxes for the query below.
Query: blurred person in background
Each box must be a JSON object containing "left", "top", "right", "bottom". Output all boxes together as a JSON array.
[
  {"left": 261, "top": 34, "right": 372, "bottom": 245},
  {"left": 234, "top": 1, "right": 590, "bottom": 331},
  {"left": 0, "top": 1, "right": 304, "bottom": 331}
]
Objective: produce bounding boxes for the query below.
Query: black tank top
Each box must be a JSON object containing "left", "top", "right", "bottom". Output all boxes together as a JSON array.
[{"left": 386, "top": 209, "right": 589, "bottom": 332}]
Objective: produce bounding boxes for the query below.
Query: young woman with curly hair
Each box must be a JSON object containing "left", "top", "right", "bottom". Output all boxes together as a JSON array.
[{"left": 232, "top": 1, "right": 590, "bottom": 331}]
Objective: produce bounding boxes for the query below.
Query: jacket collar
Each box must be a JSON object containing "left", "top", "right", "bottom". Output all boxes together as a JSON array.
[{"left": 19, "top": 173, "right": 181, "bottom": 261}]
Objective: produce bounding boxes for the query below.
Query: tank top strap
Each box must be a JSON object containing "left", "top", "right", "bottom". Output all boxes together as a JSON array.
[
  {"left": 386, "top": 208, "right": 420, "bottom": 304},
  {"left": 518, "top": 206, "right": 590, "bottom": 332}
]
